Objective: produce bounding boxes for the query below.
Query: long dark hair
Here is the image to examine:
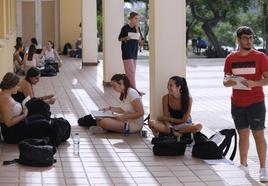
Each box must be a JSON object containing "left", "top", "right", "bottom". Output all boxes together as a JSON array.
[
  {"left": 111, "top": 74, "right": 137, "bottom": 101},
  {"left": 27, "top": 44, "right": 36, "bottom": 61},
  {"left": 31, "top": 37, "right": 38, "bottom": 46},
  {"left": 25, "top": 67, "right": 40, "bottom": 84},
  {"left": 170, "top": 76, "right": 190, "bottom": 113}
]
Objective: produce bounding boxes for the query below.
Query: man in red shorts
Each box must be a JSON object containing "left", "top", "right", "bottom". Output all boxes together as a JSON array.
[{"left": 224, "top": 26, "right": 268, "bottom": 182}]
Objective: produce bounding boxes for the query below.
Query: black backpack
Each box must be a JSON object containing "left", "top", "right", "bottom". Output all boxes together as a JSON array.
[
  {"left": 25, "top": 98, "right": 51, "bottom": 118},
  {"left": 192, "top": 128, "right": 237, "bottom": 160},
  {"left": 151, "top": 132, "right": 192, "bottom": 156},
  {"left": 50, "top": 117, "right": 71, "bottom": 146},
  {"left": 62, "top": 42, "right": 72, "bottom": 55},
  {"left": 41, "top": 63, "right": 57, "bottom": 77},
  {"left": 3, "top": 138, "right": 57, "bottom": 167}
]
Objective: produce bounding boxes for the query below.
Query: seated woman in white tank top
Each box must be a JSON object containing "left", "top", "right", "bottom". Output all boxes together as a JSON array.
[{"left": 40, "top": 41, "right": 62, "bottom": 67}]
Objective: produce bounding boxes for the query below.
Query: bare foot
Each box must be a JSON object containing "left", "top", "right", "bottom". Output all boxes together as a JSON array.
[{"left": 178, "top": 123, "right": 203, "bottom": 134}]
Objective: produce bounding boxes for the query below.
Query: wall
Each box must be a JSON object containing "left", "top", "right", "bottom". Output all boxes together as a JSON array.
[
  {"left": 59, "top": 0, "right": 82, "bottom": 51},
  {"left": 0, "top": 0, "right": 17, "bottom": 79},
  {"left": 42, "top": 0, "right": 55, "bottom": 45}
]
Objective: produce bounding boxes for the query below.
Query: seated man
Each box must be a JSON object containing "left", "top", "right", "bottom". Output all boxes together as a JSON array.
[{"left": 196, "top": 37, "right": 208, "bottom": 55}]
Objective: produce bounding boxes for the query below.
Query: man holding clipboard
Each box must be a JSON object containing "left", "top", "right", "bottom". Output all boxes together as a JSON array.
[{"left": 223, "top": 26, "right": 268, "bottom": 182}]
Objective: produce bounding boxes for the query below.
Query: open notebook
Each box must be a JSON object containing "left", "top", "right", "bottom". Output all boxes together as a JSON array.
[{"left": 91, "top": 110, "right": 118, "bottom": 119}]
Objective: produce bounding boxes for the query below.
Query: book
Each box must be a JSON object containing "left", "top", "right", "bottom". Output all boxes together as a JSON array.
[
  {"left": 22, "top": 96, "right": 31, "bottom": 108},
  {"left": 91, "top": 110, "right": 117, "bottom": 119},
  {"left": 226, "top": 75, "right": 251, "bottom": 90},
  {"left": 128, "top": 32, "right": 140, "bottom": 40}
]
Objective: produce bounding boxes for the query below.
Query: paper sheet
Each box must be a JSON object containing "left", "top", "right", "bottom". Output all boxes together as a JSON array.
[
  {"left": 203, "top": 159, "right": 234, "bottom": 165},
  {"left": 22, "top": 96, "right": 31, "bottom": 108},
  {"left": 91, "top": 110, "right": 117, "bottom": 119},
  {"left": 226, "top": 76, "right": 251, "bottom": 90},
  {"left": 128, "top": 32, "right": 140, "bottom": 40}
]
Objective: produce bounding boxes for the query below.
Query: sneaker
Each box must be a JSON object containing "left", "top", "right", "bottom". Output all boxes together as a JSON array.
[
  {"left": 89, "top": 126, "right": 107, "bottom": 134},
  {"left": 260, "top": 168, "right": 268, "bottom": 182},
  {"left": 238, "top": 164, "right": 249, "bottom": 174}
]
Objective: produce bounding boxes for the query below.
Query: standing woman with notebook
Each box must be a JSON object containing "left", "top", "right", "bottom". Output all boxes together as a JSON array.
[
  {"left": 118, "top": 12, "right": 143, "bottom": 90},
  {"left": 89, "top": 74, "right": 144, "bottom": 134}
]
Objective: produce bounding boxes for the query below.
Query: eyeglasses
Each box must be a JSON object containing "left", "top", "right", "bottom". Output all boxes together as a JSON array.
[{"left": 239, "top": 36, "right": 254, "bottom": 41}]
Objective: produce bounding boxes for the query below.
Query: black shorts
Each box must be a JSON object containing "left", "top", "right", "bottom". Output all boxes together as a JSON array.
[{"left": 231, "top": 101, "right": 266, "bottom": 130}]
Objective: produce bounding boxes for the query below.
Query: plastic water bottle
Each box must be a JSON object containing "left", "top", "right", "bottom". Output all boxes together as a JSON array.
[
  {"left": 124, "top": 122, "right": 130, "bottom": 136},
  {"left": 73, "top": 133, "right": 80, "bottom": 156}
]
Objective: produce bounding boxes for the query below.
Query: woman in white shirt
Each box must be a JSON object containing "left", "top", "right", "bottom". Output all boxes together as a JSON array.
[
  {"left": 91, "top": 74, "right": 144, "bottom": 133},
  {"left": 41, "top": 41, "right": 62, "bottom": 67}
]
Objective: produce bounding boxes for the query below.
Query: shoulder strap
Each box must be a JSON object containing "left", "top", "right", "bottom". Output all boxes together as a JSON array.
[
  {"left": 3, "top": 159, "right": 19, "bottom": 165},
  {"left": 144, "top": 114, "right": 150, "bottom": 125},
  {"left": 218, "top": 129, "right": 237, "bottom": 160}
]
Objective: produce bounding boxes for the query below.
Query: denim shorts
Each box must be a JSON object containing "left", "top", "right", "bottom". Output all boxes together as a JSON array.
[{"left": 231, "top": 101, "right": 266, "bottom": 130}]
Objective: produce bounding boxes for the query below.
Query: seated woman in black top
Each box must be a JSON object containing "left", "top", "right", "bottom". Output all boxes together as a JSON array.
[
  {"left": 12, "top": 67, "right": 56, "bottom": 104},
  {"left": 149, "top": 76, "right": 202, "bottom": 136},
  {"left": 0, "top": 72, "right": 55, "bottom": 144}
]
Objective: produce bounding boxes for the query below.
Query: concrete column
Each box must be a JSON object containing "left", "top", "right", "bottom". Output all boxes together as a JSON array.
[
  {"left": 16, "top": 0, "right": 22, "bottom": 37},
  {"left": 6, "top": 0, "right": 10, "bottom": 34},
  {"left": 149, "top": 0, "right": 186, "bottom": 118},
  {"left": 10, "top": 0, "right": 15, "bottom": 32},
  {"left": 102, "top": 0, "right": 124, "bottom": 85},
  {"left": 35, "top": 0, "right": 42, "bottom": 46},
  {"left": 82, "top": 0, "right": 98, "bottom": 65},
  {"left": 54, "top": 0, "right": 59, "bottom": 50},
  {"left": 0, "top": 0, "right": 6, "bottom": 38}
]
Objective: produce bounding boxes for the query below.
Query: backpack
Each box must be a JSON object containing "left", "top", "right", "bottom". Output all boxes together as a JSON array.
[
  {"left": 151, "top": 131, "right": 192, "bottom": 156},
  {"left": 62, "top": 43, "right": 72, "bottom": 55},
  {"left": 25, "top": 98, "right": 51, "bottom": 118},
  {"left": 50, "top": 117, "right": 71, "bottom": 146},
  {"left": 3, "top": 138, "right": 57, "bottom": 167},
  {"left": 192, "top": 128, "right": 237, "bottom": 160},
  {"left": 41, "top": 63, "right": 57, "bottom": 77},
  {"left": 78, "top": 114, "right": 97, "bottom": 127}
]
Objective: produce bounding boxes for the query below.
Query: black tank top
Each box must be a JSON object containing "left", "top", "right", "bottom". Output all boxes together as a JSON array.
[
  {"left": 12, "top": 91, "right": 26, "bottom": 103},
  {"left": 168, "top": 95, "right": 184, "bottom": 119}
]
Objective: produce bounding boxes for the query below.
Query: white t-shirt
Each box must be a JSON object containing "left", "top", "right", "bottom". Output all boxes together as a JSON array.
[
  {"left": 121, "top": 88, "right": 141, "bottom": 112},
  {"left": 120, "top": 88, "right": 144, "bottom": 129}
]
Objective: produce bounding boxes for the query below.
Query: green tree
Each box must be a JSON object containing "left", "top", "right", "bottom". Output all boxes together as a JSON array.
[{"left": 187, "top": 0, "right": 251, "bottom": 57}]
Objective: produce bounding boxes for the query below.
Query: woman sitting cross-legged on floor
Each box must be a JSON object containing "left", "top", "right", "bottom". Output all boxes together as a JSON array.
[
  {"left": 0, "top": 72, "right": 56, "bottom": 144},
  {"left": 89, "top": 73, "right": 144, "bottom": 134},
  {"left": 149, "top": 76, "right": 202, "bottom": 137}
]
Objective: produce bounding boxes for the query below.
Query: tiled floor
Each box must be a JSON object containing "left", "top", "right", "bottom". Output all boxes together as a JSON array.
[{"left": 0, "top": 55, "right": 267, "bottom": 185}]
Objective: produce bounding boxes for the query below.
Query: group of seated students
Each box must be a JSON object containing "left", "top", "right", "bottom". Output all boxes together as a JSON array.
[
  {"left": 13, "top": 37, "right": 62, "bottom": 75},
  {"left": 0, "top": 69, "right": 57, "bottom": 144},
  {"left": 80, "top": 74, "right": 202, "bottom": 138},
  {"left": 2, "top": 37, "right": 202, "bottom": 145}
]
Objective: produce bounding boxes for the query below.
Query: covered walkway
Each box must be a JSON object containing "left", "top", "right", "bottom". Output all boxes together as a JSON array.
[{"left": 0, "top": 56, "right": 266, "bottom": 186}]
